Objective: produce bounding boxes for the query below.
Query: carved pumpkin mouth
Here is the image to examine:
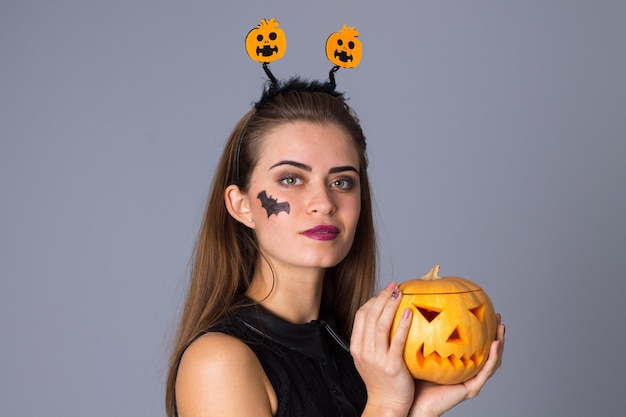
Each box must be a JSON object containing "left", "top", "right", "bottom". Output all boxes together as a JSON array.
[
  {"left": 256, "top": 45, "right": 279, "bottom": 57},
  {"left": 333, "top": 50, "right": 353, "bottom": 63},
  {"left": 414, "top": 343, "right": 486, "bottom": 370}
]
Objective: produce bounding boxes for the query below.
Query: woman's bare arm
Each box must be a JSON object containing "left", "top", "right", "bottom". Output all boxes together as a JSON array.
[{"left": 175, "top": 332, "right": 277, "bottom": 417}]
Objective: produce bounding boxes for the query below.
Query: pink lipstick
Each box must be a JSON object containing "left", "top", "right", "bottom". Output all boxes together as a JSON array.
[{"left": 302, "top": 225, "right": 339, "bottom": 241}]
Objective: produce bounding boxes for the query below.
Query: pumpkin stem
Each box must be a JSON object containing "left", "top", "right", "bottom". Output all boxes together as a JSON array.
[{"left": 421, "top": 265, "right": 442, "bottom": 280}]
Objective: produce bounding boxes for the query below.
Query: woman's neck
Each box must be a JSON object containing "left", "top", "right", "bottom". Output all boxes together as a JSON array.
[{"left": 246, "top": 262, "right": 325, "bottom": 324}]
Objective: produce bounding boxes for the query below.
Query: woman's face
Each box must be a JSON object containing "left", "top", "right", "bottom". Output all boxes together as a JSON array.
[{"left": 246, "top": 121, "right": 362, "bottom": 273}]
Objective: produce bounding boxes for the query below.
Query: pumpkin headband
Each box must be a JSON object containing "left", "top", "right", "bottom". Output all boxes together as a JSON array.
[
  {"left": 244, "top": 18, "right": 362, "bottom": 94},
  {"left": 234, "top": 19, "right": 362, "bottom": 185}
]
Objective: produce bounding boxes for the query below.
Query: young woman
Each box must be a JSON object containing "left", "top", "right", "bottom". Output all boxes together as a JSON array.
[{"left": 165, "top": 78, "right": 505, "bottom": 417}]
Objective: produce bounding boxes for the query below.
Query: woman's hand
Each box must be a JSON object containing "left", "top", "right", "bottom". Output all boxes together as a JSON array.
[
  {"left": 351, "top": 282, "right": 416, "bottom": 417},
  {"left": 409, "top": 314, "right": 506, "bottom": 417},
  {"left": 352, "top": 283, "right": 506, "bottom": 417}
]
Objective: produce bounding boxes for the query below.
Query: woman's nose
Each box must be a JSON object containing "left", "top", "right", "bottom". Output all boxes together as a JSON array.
[{"left": 307, "top": 186, "right": 336, "bottom": 215}]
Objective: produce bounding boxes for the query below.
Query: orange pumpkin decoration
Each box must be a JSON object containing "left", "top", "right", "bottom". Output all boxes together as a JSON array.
[
  {"left": 391, "top": 265, "right": 497, "bottom": 384},
  {"left": 245, "top": 18, "right": 286, "bottom": 63},
  {"left": 326, "top": 25, "right": 362, "bottom": 68}
]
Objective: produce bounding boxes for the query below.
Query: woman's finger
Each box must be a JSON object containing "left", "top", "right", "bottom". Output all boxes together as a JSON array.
[{"left": 388, "top": 307, "right": 412, "bottom": 359}]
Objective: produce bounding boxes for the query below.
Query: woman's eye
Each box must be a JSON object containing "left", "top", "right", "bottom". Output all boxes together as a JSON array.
[
  {"left": 279, "top": 176, "right": 302, "bottom": 186},
  {"left": 331, "top": 178, "right": 354, "bottom": 190}
]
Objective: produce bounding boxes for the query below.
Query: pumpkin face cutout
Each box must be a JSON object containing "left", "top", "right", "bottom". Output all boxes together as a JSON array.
[
  {"left": 391, "top": 265, "right": 497, "bottom": 384},
  {"left": 326, "top": 25, "right": 362, "bottom": 68},
  {"left": 245, "top": 18, "right": 286, "bottom": 63}
]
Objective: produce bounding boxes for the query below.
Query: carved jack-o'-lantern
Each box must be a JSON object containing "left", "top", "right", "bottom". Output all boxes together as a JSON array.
[
  {"left": 391, "top": 265, "right": 497, "bottom": 384},
  {"left": 245, "top": 18, "right": 286, "bottom": 63},
  {"left": 326, "top": 25, "right": 362, "bottom": 68}
]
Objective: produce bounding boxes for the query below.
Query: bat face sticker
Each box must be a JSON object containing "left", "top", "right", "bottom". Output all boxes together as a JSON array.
[{"left": 257, "top": 190, "right": 290, "bottom": 218}]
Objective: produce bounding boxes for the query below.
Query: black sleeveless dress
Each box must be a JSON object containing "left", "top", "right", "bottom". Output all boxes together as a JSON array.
[{"left": 205, "top": 302, "right": 367, "bottom": 417}]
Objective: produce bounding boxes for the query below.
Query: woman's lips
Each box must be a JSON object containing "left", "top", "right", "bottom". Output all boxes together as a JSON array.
[{"left": 302, "top": 225, "right": 339, "bottom": 241}]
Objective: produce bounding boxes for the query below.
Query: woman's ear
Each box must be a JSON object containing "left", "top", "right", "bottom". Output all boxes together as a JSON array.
[{"left": 224, "top": 184, "right": 255, "bottom": 228}]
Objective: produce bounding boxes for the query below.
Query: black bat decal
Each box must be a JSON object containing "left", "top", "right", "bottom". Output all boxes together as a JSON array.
[{"left": 257, "top": 190, "right": 290, "bottom": 218}]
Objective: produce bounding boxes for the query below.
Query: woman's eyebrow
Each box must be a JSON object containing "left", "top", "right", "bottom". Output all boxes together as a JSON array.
[
  {"left": 269, "top": 160, "right": 312, "bottom": 171},
  {"left": 269, "top": 160, "right": 359, "bottom": 175},
  {"left": 329, "top": 165, "right": 360, "bottom": 175}
]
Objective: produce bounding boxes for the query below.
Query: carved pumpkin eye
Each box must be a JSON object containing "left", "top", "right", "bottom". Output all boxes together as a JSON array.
[
  {"left": 415, "top": 306, "right": 440, "bottom": 323},
  {"left": 470, "top": 304, "right": 485, "bottom": 321}
]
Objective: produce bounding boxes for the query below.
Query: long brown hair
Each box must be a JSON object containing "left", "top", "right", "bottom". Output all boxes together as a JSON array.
[{"left": 165, "top": 80, "right": 377, "bottom": 417}]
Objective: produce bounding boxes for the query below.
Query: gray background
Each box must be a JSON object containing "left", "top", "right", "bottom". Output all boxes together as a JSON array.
[{"left": 1, "top": 1, "right": 625, "bottom": 416}]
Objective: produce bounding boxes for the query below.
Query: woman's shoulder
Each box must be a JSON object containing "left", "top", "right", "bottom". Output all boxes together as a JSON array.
[
  {"left": 176, "top": 332, "right": 277, "bottom": 416},
  {"left": 180, "top": 331, "right": 255, "bottom": 369}
]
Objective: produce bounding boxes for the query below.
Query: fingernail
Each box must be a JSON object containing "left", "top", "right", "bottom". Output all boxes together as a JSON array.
[
  {"left": 391, "top": 288, "right": 400, "bottom": 300},
  {"left": 402, "top": 308, "right": 411, "bottom": 319}
]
